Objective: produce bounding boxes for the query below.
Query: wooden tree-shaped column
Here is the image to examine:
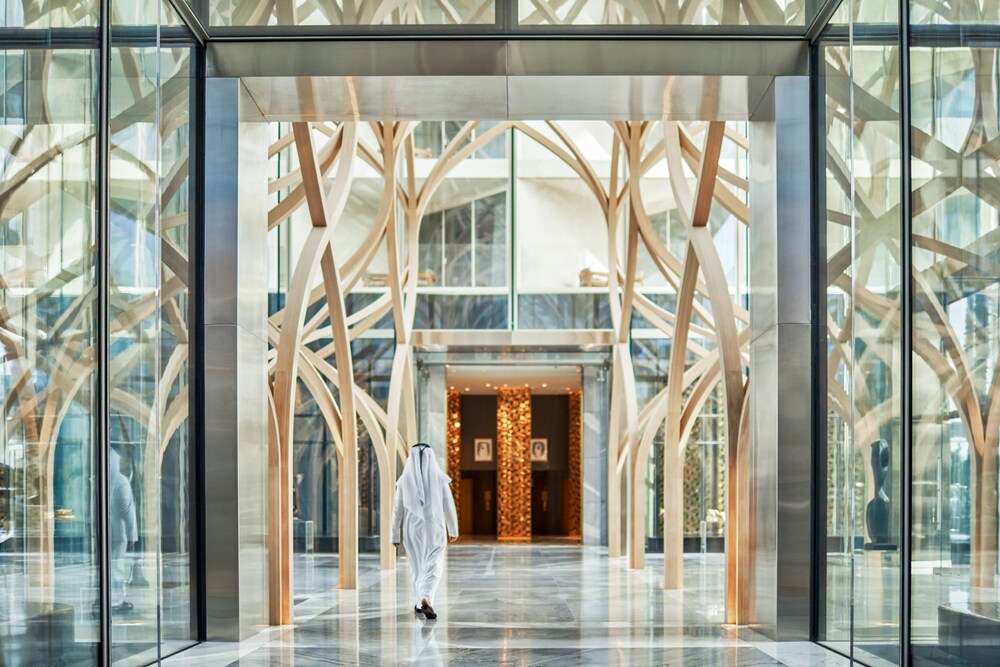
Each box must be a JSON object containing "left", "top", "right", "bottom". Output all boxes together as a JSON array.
[{"left": 271, "top": 122, "right": 359, "bottom": 620}]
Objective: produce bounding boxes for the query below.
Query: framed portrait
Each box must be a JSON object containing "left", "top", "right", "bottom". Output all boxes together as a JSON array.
[
  {"left": 530, "top": 438, "right": 548, "bottom": 463},
  {"left": 473, "top": 438, "right": 493, "bottom": 462}
]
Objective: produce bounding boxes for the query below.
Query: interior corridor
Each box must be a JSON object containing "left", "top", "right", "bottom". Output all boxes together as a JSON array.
[{"left": 162, "top": 545, "right": 846, "bottom": 666}]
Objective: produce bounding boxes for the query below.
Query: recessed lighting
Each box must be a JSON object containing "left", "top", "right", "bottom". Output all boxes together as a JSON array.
[
  {"left": 524, "top": 383, "right": 529, "bottom": 387},
  {"left": 464, "top": 387, "right": 471, "bottom": 392},
  {"left": 485, "top": 383, "right": 491, "bottom": 388},
  {"left": 541, "top": 383, "right": 548, "bottom": 388},
  {"left": 450, "top": 386, "right": 455, "bottom": 390}
]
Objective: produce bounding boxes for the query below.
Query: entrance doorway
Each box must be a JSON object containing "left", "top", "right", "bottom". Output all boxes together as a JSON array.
[{"left": 424, "top": 358, "right": 593, "bottom": 542}]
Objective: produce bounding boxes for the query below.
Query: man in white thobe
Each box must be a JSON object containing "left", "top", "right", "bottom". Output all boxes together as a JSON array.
[
  {"left": 110, "top": 448, "right": 138, "bottom": 612},
  {"left": 391, "top": 443, "right": 458, "bottom": 620}
]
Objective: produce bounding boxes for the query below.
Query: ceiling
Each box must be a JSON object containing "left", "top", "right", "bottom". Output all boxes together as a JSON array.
[
  {"left": 446, "top": 364, "right": 583, "bottom": 395},
  {"left": 209, "top": 39, "right": 807, "bottom": 121}
]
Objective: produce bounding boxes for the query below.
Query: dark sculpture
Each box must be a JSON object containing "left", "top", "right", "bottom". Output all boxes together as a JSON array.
[{"left": 866, "top": 439, "right": 892, "bottom": 545}]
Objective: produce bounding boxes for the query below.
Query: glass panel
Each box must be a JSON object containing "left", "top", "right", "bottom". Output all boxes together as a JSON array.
[
  {"left": 293, "top": 389, "right": 339, "bottom": 552},
  {"left": 685, "top": 389, "right": 727, "bottom": 548},
  {"left": 421, "top": 122, "right": 510, "bottom": 290},
  {"left": 443, "top": 204, "right": 472, "bottom": 287},
  {"left": 909, "top": 35, "right": 1000, "bottom": 666},
  {"left": 474, "top": 192, "right": 506, "bottom": 287},
  {"left": 156, "top": 10, "right": 196, "bottom": 656},
  {"left": 109, "top": 0, "right": 197, "bottom": 662},
  {"left": 517, "top": 293, "right": 612, "bottom": 329},
  {"left": 109, "top": 21, "right": 162, "bottom": 664},
  {"left": 632, "top": 294, "right": 678, "bottom": 330},
  {"left": 353, "top": 337, "right": 393, "bottom": 547},
  {"left": 819, "top": 1, "right": 903, "bottom": 662},
  {"left": 0, "top": 45, "right": 99, "bottom": 666},
  {"left": 849, "top": 21, "right": 903, "bottom": 664},
  {"left": 418, "top": 211, "right": 443, "bottom": 285},
  {"left": 0, "top": 0, "right": 97, "bottom": 27},
  {"left": 819, "top": 33, "right": 854, "bottom": 657},
  {"left": 910, "top": 0, "right": 999, "bottom": 25},
  {"left": 517, "top": 0, "right": 805, "bottom": 26},
  {"left": 205, "top": 0, "right": 497, "bottom": 27},
  {"left": 415, "top": 294, "right": 508, "bottom": 329}
]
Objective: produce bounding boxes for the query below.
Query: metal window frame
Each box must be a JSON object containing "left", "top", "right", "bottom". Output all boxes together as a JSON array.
[
  {"left": 96, "top": 1, "right": 112, "bottom": 663},
  {"left": 897, "top": 0, "right": 913, "bottom": 664},
  {"left": 808, "top": 30, "right": 828, "bottom": 650}
]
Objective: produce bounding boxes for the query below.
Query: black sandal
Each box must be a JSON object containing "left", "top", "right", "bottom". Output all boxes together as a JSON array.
[{"left": 419, "top": 604, "right": 437, "bottom": 620}]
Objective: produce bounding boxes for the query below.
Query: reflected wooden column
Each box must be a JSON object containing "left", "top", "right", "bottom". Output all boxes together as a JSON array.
[{"left": 497, "top": 387, "right": 532, "bottom": 541}]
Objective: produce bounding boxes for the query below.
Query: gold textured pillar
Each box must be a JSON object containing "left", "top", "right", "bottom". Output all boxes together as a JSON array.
[
  {"left": 497, "top": 387, "right": 532, "bottom": 541},
  {"left": 565, "top": 390, "right": 583, "bottom": 538},
  {"left": 446, "top": 390, "right": 462, "bottom": 528}
]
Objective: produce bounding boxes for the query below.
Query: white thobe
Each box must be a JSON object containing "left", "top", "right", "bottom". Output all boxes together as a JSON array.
[
  {"left": 109, "top": 449, "right": 138, "bottom": 605},
  {"left": 391, "top": 458, "right": 458, "bottom": 607}
]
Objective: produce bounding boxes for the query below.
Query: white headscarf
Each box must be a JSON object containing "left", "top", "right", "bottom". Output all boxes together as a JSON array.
[{"left": 396, "top": 444, "right": 451, "bottom": 520}]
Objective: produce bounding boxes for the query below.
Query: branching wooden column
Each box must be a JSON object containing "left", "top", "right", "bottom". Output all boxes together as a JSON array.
[
  {"left": 566, "top": 390, "right": 583, "bottom": 538},
  {"left": 446, "top": 390, "right": 462, "bottom": 528},
  {"left": 497, "top": 387, "right": 532, "bottom": 541}
]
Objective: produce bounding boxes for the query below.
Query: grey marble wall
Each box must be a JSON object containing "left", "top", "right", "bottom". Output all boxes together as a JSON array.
[
  {"left": 748, "top": 76, "right": 813, "bottom": 641},
  {"left": 582, "top": 365, "right": 610, "bottom": 546},
  {"left": 203, "top": 79, "right": 270, "bottom": 642}
]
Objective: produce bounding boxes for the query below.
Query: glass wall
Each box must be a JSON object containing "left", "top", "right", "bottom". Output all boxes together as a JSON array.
[
  {"left": 179, "top": 0, "right": 821, "bottom": 30},
  {"left": 818, "top": 0, "right": 1000, "bottom": 664},
  {"left": 0, "top": 35, "right": 101, "bottom": 667},
  {"left": 909, "top": 6, "right": 1000, "bottom": 664},
  {"left": 203, "top": 0, "right": 497, "bottom": 28},
  {"left": 0, "top": 1, "right": 199, "bottom": 664}
]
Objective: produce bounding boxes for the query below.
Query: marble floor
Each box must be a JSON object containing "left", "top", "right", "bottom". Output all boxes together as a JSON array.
[{"left": 162, "top": 544, "right": 848, "bottom": 667}]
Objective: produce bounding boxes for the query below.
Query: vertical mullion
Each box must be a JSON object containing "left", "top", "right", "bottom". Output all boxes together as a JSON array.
[
  {"left": 846, "top": 3, "right": 858, "bottom": 660},
  {"left": 95, "top": 0, "right": 112, "bottom": 663},
  {"left": 191, "top": 42, "right": 207, "bottom": 644},
  {"left": 898, "top": 0, "right": 914, "bottom": 662},
  {"left": 509, "top": 127, "right": 515, "bottom": 330},
  {"left": 503, "top": 0, "right": 517, "bottom": 32},
  {"left": 154, "top": 3, "right": 165, "bottom": 658},
  {"left": 471, "top": 190, "right": 477, "bottom": 288},
  {"left": 810, "top": 37, "right": 828, "bottom": 644}
]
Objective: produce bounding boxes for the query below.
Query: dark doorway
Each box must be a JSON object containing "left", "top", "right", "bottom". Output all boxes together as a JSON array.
[
  {"left": 471, "top": 471, "right": 498, "bottom": 535},
  {"left": 531, "top": 394, "right": 569, "bottom": 536},
  {"left": 461, "top": 394, "right": 499, "bottom": 537},
  {"left": 531, "top": 471, "right": 562, "bottom": 535}
]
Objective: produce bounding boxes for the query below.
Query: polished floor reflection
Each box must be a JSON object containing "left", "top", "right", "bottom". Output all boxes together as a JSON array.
[{"left": 163, "top": 545, "right": 847, "bottom": 666}]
